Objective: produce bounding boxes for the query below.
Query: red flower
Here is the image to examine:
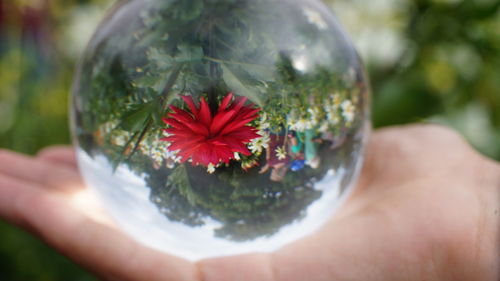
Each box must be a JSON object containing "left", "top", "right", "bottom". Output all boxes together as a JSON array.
[{"left": 161, "top": 93, "right": 261, "bottom": 167}]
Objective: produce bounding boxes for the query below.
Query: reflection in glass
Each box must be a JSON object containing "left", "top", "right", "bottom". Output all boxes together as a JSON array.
[{"left": 71, "top": 0, "right": 370, "bottom": 260}]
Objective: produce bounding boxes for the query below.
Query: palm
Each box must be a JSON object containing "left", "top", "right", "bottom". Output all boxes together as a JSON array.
[{"left": 0, "top": 125, "right": 498, "bottom": 281}]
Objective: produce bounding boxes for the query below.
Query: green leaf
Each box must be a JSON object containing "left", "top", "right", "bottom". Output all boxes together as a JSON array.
[
  {"left": 242, "top": 64, "right": 275, "bottom": 82},
  {"left": 134, "top": 75, "right": 158, "bottom": 89},
  {"left": 119, "top": 102, "right": 156, "bottom": 132},
  {"left": 147, "top": 48, "right": 174, "bottom": 70},
  {"left": 147, "top": 45, "right": 203, "bottom": 71},
  {"left": 151, "top": 102, "right": 165, "bottom": 126},
  {"left": 176, "top": 44, "right": 204, "bottom": 62},
  {"left": 221, "top": 63, "right": 264, "bottom": 107},
  {"left": 171, "top": 0, "right": 204, "bottom": 21},
  {"left": 153, "top": 73, "right": 170, "bottom": 93},
  {"left": 168, "top": 165, "right": 197, "bottom": 206}
]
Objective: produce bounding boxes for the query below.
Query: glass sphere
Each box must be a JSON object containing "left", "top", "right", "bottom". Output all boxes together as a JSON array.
[{"left": 71, "top": 0, "right": 370, "bottom": 260}]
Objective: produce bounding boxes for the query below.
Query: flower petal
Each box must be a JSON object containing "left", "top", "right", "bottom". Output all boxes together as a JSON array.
[
  {"left": 229, "top": 96, "right": 248, "bottom": 112},
  {"left": 220, "top": 136, "right": 252, "bottom": 155},
  {"left": 218, "top": 117, "right": 259, "bottom": 136},
  {"left": 219, "top": 92, "right": 233, "bottom": 111},
  {"left": 237, "top": 107, "right": 260, "bottom": 120},
  {"left": 198, "top": 97, "right": 212, "bottom": 128},
  {"left": 167, "top": 137, "right": 204, "bottom": 152},
  {"left": 162, "top": 117, "right": 190, "bottom": 131},
  {"left": 228, "top": 126, "right": 261, "bottom": 140},
  {"left": 184, "top": 122, "right": 210, "bottom": 137},
  {"left": 164, "top": 128, "right": 196, "bottom": 138},
  {"left": 181, "top": 95, "right": 199, "bottom": 118},
  {"left": 210, "top": 109, "right": 237, "bottom": 136},
  {"left": 168, "top": 107, "right": 196, "bottom": 124}
]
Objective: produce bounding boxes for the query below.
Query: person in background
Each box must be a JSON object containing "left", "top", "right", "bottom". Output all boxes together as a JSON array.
[{"left": 259, "top": 133, "right": 290, "bottom": 182}]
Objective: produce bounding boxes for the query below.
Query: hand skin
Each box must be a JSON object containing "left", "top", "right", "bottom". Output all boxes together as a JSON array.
[{"left": 0, "top": 125, "right": 498, "bottom": 281}]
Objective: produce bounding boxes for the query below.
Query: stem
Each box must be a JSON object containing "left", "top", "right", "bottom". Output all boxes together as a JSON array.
[
  {"left": 208, "top": 16, "right": 218, "bottom": 112},
  {"left": 127, "top": 119, "right": 152, "bottom": 161},
  {"left": 214, "top": 35, "right": 237, "bottom": 52},
  {"left": 115, "top": 64, "right": 183, "bottom": 169},
  {"left": 160, "top": 64, "right": 183, "bottom": 112},
  {"left": 113, "top": 130, "right": 140, "bottom": 171}
]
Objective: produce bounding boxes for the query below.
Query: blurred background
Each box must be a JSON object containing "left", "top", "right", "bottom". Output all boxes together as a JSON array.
[{"left": 0, "top": 0, "right": 498, "bottom": 279}]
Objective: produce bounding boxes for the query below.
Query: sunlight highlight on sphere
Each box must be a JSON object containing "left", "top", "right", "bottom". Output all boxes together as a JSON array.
[{"left": 71, "top": 0, "right": 370, "bottom": 260}]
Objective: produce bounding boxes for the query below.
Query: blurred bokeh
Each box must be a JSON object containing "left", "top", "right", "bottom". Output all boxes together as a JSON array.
[{"left": 0, "top": 0, "right": 498, "bottom": 279}]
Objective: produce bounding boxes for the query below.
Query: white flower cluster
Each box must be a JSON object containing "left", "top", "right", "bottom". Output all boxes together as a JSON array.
[
  {"left": 341, "top": 100, "right": 356, "bottom": 123},
  {"left": 139, "top": 132, "right": 181, "bottom": 168},
  {"left": 107, "top": 121, "right": 132, "bottom": 147},
  {"left": 110, "top": 131, "right": 131, "bottom": 147},
  {"left": 287, "top": 92, "right": 357, "bottom": 133},
  {"left": 325, "top": 92, "right": 356, "bottom": 125},
  {"left": 248, "top": 130, "right": 271, "bottom": 155},
  {"left": 287, "top": 103, "right": 324, "bottom": 132},
  {"left": 324, "top": 93, "right": 341, "bottom": 126},
  {"left": 258, "top": 112, "right": 271, "bottom": 130}
]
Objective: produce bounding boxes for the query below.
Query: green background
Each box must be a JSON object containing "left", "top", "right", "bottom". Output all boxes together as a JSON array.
[{"left": 0, "top": 0, "right": 498, "bottom": 279}]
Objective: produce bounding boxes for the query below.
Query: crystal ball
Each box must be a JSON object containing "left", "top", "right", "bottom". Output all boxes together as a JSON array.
[{"left": 71, "top": 0, "right": 370, "bottom": 260}]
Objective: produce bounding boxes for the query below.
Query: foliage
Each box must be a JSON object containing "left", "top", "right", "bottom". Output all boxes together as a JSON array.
[
  {"left": 352, "top": 0, "right": 500, "bottom": 158},
  {"left": 73, "top": 0, "right": 366, "bottom": 241}
]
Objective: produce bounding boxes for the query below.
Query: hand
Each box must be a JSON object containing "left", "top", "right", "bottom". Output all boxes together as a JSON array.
[{"left": 0, "top": 124, "right": 498, "bottom": 281}]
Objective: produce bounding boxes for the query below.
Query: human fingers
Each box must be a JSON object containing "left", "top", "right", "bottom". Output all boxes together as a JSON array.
[
  {"left": 0, "top": 149, "right": 83, "bottom": 192},
  {"left": 0, "top": 171, "right": 198, "bottom": 281},
  {"left": 37, "top": 146, "right": 78, "bottom": 169}
]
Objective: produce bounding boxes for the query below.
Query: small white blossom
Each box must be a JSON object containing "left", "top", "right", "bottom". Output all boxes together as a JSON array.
[
  {"left": 259, "top": 113, "right": 271, "bottom": 130},
  {"left": 275, "top": 146, "right": 287, "bottom": 160},
  {"left": 307, "top": 106, "right": 321, "bottom": 128},
  {"left": 242, "top": 159, "right": 258, "bottom": 171},
  {"left": 152, "top": 150, "right": 163, "bottom": 165},
  {"left": 260, "top": 122, "right": 270, "bottom": 130},
  {"left": 113, "top": 134, "right": 127, "bottom": 146},
  {"left": 207, "top": 163, "right": 216, "bottom": 174},
  {"left": 341, "top": 100, "right": 356, "bottom": 123},
  {"left": 319, "top": 121, "right": 329, "bottom": 133},
  {"left": 249, "top": 139, "right": 263, "bottom": 154},
  {"left": 296, "top": 118, "right": 308, "bottom": 132},
  {"left": 332, "top": 115, "right": 340, "bottom": 125},
  {"left": 326, "top": 105, "right": 338, "bottom": 121},
  {"left": 249, "top": 131, "right": 270, "bottom": 154},
  {"left": 287, "top": 110, "right": 299, "bottom": 122},
  {"left": 308, "top": 106, "right": 320, "bottom": 119},
  {"left": 261, "top": 133, "right": 270, "bottom": 147},
  {"left": 331, "top": 93, "right": 342, "bottom": 109},
  {"left": 260, "top": 112, "right": 267, "bottom": 122},
  {"left": 137, "top": 133, "right": 184, "bottom": 168},
  {"left": 233, "top": 152, "right": 241, "bottom": 161},
  {"left": 173, "top": 155, "right": 182, "bottom": 163}
]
